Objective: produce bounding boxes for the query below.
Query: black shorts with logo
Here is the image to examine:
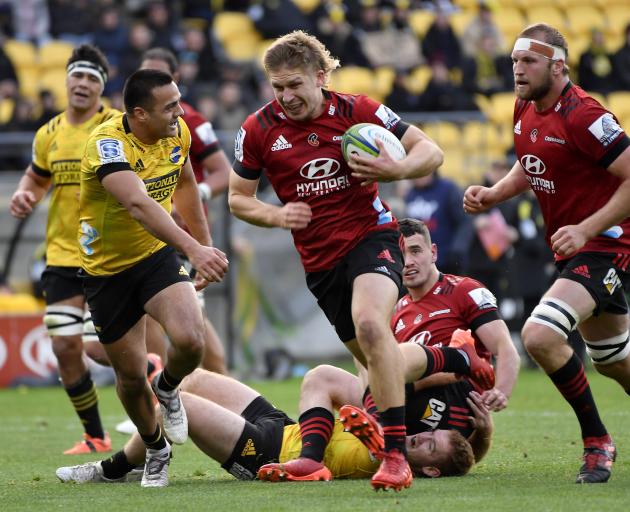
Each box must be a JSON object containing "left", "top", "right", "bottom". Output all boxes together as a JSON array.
[
  {"left": 221, "top": 396, "right": 295, "bottom": 480},
  {"left": 556, "top": 251, "right": 630, "bottom": 316},
  {"left": 306, "top": 229, "right": 404, "bottom": 342},
  {"left": 80, "top": 246, "right": 191, "bottom": 344},
  {"left": 41, "top": 266, "right": 84, "bottom": 305}
]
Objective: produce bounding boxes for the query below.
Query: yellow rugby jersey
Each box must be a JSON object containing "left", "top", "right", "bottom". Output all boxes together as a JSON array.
[
  {"left": 79, "top": 113, "right": 191, "bottom": 275},
  {"left": 31, "top": 107, "right": 119, "bottom": 267},
  {"left": 280, "top": 421, "right": 379, "bottom": 479}
]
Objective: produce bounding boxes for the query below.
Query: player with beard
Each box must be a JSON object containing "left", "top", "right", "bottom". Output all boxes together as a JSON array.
[
  {"left": 464, "top": 23, "right": 630, "bottom": 484},
  {"left": 228, "top": 30, "right": 444, "bottom": 491},
  {"left": 9, "top": 44, "right": 117, "bottom": 455}
]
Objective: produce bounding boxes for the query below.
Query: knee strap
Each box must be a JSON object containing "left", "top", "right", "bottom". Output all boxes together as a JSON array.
[
  {"left": 526, "top": 298, "right": 580, "bottom": 340},
  {"left": 43, "top": 305, "right": 84, "bottom": 336},
  {"left": 584, "top": 331, "right": 630, "bottom": 364},
  {"left": 82, "top": 309, "right": 99, "bottom": 343}
]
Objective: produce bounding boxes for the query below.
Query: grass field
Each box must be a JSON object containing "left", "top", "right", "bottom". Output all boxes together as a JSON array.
[{"left": 2, "top": 368, "right": 630, "bottom": 511}]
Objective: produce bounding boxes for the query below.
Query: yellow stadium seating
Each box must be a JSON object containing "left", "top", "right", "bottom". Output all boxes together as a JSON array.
[
  {"left": 494, "top": 6, "right": 526, "bottom": 46},
  {"left": 605, "top": 6, "right": 630, "bottom": 39},
  {"left": 0, "top": 98, "right": 14, "bottom": 123},
  {"left": 422, "top": 121, "right": 461, "bottom": 149},
  {"left": 15, "top": 68, "right": 40, "bottom": 101},
  {"left": 461, "top": 121, "right": 508, "bottom": 152},
  {"left": 566, "top": 6, "right": 606, "bottom": 39},
  {"left": 373, "top": 66, "right": 395, "bottom": 100},
  {"left": 408, "top": 9, "right": 434, "bottom": 38},
  {"left": 487, "top": 91, "right": 517, "bottom": 127},
  {"left": 213, "top": 12, "right": 258, "bottom": 43},
  {"left": 38, "top": 69, "right": 68, "bottom": 110},
  {"left": 329, "top": 66, "right": 374, "bottom": 96},
  {"left": 607, "top": 92, "right": 630, "bottom": 123},
  {"left": 292, "top": 0, "right": 321, "bottom": 14},
  {"left": 449, "top": 11, "right": 472, "bottom": 37},
  {"left": 406, "top": 65, "right": 431, "bottom": 95},
  {"left": 3, "top": 39, "right": 37, "bottom": 70},
  {"left": 525, "top": 6, "right": 567, "bottom": 31},
  {"left": 38, "top": 40, "right": 74, "bottom": 71}
]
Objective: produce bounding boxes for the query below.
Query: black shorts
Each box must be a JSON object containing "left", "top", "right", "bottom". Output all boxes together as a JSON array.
[
  {"left": 556, "top": 252, "right": 630, "bottom": 316},
  {"left": 41, "top": 266, "right": 84, "bottom": 305},
  {"left": 221, "top": 396, "right": 295, "bottom": 480},
  {"left": 80, "top": 246, "right": 191, "bottom": 344},
  {"left": 306, "top": 229, "right": 403, "bottom": 342}
]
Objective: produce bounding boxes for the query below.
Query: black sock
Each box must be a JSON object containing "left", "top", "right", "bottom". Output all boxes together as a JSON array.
[
  {"left": 139, "top": 424, "right": 167, "bottom": 451},
  {"left": 156, "top": 367, "right": 181, "bottom": 393},
  {"left": 362, "top": 388, "right": 380, "bottom": 421},
  {"left": 101, "top": 450, "right": 136, "bottom": 479},
  {"left": 380, "top": 406, "right": 407, "bottom": 454},
  {"left": 66, "top": 371, "right": 105, "bottom": 439},
  {"left": 421, "top": 345, "right": 469, "bottom": 377},
  {"left": 298, "top": 407, "right": 334, "bottom": 462},
  {"left": 549, "top": 353, "right": 607, "bottom": 439}
]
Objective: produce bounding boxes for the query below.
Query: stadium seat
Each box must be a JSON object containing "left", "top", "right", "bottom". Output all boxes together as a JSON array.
[
  {"left": 0, "top": 97, "right": 14, "bottom": 123},
  {"left": 213, "top": 12, "right": 258, "bottom": 44},
  {"left": 437, "top": 147, "right": 469, "bottom": 186},
  {"left": 292, "top": 0, "right": 321, "bottom": 14},
  {"left": 566, "top": 6, "right": 606, "bottom": 39},
  {"left": 494, "top": 6, "right": 526, "bottom": 46},
  {"left": 422, "top": 122, "right": 461, "bottom": 149},
  {"left": 15, "top": 67, "right": 40, "bottom": 101},
  {"left": 605, "top": 6, "right": 630, "bottom": 40},
  {"left": 223, "top": 33, "right": 262, "bottom": 62},
  {"left": 329, "top": 67, "right": 374, "bottom": 97},
  {"left": 38, "top": 40, "right": 74, "bottom": 71},
  {"left": 38, "top": 69, "right": 68, "bottom": 110},
  {"left": 487, "top": 91, "right": 517, "bottom": 127},
  {"left": 373, "top": 66, "right": 395, "bottom": 100},
  {"left": 525, "top": 6, "right": 567, "bottom": 31},
  {"left": 461, "top": 121, "right": 507, "bottom": 153},
  {"left": 3, "top": 39, "right": 37, "bottom": 71},
  {"left": 406, "top": 65, "right": 431, "bottom": 95},
  {"left": 449, "top": 11, "right": 472, "bottom": 37},
  {"left": 408, "top": 9, "right": 434, "bottom": 38},
  {"left": 607, "top": 92, "right": 630, "bottom": 123}
]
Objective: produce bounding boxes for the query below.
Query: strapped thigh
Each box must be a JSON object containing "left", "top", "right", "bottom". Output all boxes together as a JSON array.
[
  {"left": 583, "top": 331, "right": 630, "bottom": 365},
  {"left": 82, "top": 309, "right": 99, "bottom": 343},
  {"left": 526, "top": 298, "right": 580, "bottom": 340},
  {"left": 43, "top": 305, "right": 84, "bottom": 336}
]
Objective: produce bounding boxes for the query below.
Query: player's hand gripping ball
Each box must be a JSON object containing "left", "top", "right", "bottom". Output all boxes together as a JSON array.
[{"left": 341, "top": 123, "right": 406, "bottom": 162}]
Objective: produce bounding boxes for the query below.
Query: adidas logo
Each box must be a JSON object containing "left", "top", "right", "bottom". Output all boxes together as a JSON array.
[
  {"left": 395, "top": 318, "right": 405, "bottom": 334},
  {"left": 572, "top": 265, "right": 590, "bottom": 278},
  {"left": 179, "top": 266, "right": 189, "bottom": 276},
  {"left": 374, "top": 265, "right": 390, "bottom": 275},
  {"left": 271, "top": 135, "right": 292, "bottom": 151},
  {"left": 377, "top": 249, "right": 395, "bottom": 263},
  {"left": 241, "top": 438, "right": 256, "bottom": 456},
  {"left": 514, "top": 119, "right": 522, "bottom": 135}
]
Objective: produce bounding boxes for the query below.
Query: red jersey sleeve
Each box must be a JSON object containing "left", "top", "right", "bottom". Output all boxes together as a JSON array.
[
  {"left": 185, "top": 109, "right": 221, "bottom": 161},
  {"left": 351, "top": 95, "right": 408, "bottom": 139},
  {"left": 233, "top": 113, "right": 265, "bottom": 180},
  {"left": 453, "top": 277, "right": 500, "bottom": 329},
  {"left": 570, "top": 98, "right": 630, "bottom": 169}
]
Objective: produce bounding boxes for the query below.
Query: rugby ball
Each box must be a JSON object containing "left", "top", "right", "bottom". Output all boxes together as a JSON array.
[{"left": 341, "top": 123, "right": 406, "bottom": 162}]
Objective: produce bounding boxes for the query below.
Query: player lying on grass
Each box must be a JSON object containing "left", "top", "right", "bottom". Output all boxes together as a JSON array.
[{"left": 56, "top": 330, "right": 493, "bottom": 487}]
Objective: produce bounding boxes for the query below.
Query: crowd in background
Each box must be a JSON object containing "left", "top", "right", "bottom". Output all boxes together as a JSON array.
[{"left": 0, "top": 0, "right": 629, "bottom": 144}]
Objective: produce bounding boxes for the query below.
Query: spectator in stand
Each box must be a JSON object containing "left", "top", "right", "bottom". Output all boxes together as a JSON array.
[
  {"left": 385, "top": 69, "right": 421, "bottom": 112},
  {"left": 578, "top": 28, "right": 615, "bottom": 95},
  {"left": 462, "top": 33, "right": 513, "bottom": 97},
  {"left": 403, "top": 171, "right": 474, "bottom": 275},
  {"left": 357, "top": 1, "right": 423, "bottom": 70},
  {"left": 249, "top": 0, "right": 314, "bottom": 40},
  {"left": 612, "top": 23, "right": 630, "bottom": 91},
  {"left": 48, "top": 0, "right": 94, "bottom": 45},
  {"left": 145, "top": 1, "right": 178, "bottom": 52},
  {"left": 118, "top": 22, "right": 155, "bottom": 85},
  {"left": 214, "top": 81, "right": 250, "bottom": 132},
  {"left": 461, "top": 1, "right": 504, "bottom": 59},
  {"left": 421, "top": 6, "right": 462, "bottom": 70},
  {"left": 33, "top": 89, "right": 61, "bottom": 126},
  {"left": 180, "top": 26, "right": 227, "bottom": 89},
  {"left": 417, "top": 62, "right": 478, "bottom": 112},
  {"left": 0, "top": 35, "right": 18, "bottom": 100},
  {"left": 93, "top": 5, "right": 129, "bottom": 66},
  {"left": 11, "top": 0, "right": 50, "bottom": 46},
  {"left": 310, "top": 1, "right": 370, "bottom": 68}
]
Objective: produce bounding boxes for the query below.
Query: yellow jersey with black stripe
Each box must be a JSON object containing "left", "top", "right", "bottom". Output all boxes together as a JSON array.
[
  {"left": 280, "top": 421, "right": 379, "bottom": 479},
  {"left": 79, "top": 113, "right": 191, "bottom": 276},
  {"left": 31, "top": 106, "right": 119, "bottom": 267}
]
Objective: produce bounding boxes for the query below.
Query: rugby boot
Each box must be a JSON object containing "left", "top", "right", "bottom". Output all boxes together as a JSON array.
[
  {"left": 141, "top": 441, "right": 171, "bottom": 488},
  {"left": 576, "top": 435, "right": 616, "bottom": 484},
  {"left": 449, "top": 328, "right": 495, "bottom": 391},
  {"left": 63, "top": 432, "right": 112, "bottom": 455},
  {"left": 151, "top": 372, "right": 188, "bottom": 444},
  {"left": 370, "top": 449, "right": 413, "bottom": 491},
  {"left": 257, "top": 458, "right": 332, "bottom": 482},
  {"left": 56, "top": 461, "right": 128, "bottom": 483},
  {"left": 339, "top": 404, "right": 384, "bottom": 456}
]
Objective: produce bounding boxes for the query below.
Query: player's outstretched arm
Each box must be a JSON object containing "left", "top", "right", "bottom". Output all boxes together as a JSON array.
[
  {"left": 173, "top": 159, "right": 211, "bottom": 246},
  {"left": 228, "top": 170, "right": 312, "bottom": 230},
  {"left": 9, "top": 166, "right": 51, "bottom": 218}
]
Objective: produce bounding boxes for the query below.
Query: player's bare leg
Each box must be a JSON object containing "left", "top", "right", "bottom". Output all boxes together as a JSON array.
[
  {"left": 349, "top": 273, "right": 411, "bottom": 491},
  {"left": 522, "top": 278, "right": 616, "bottom": 484}
]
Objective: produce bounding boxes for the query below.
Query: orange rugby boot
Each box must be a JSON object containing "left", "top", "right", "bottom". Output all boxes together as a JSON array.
[
  {"left": 339, "top": 404, "right": 384, "bottom": 456},
  {"left": 63, "top": 432, "right": 112, "bottom": 455},
  {"left": 257, "top": 457, "right": 332, "bottom": 482},
  {"left": 370, "top": 449, "right": 412, "bottom": 492},
  {"left": 449, "top": 328, "right": 495, "bottom": 390}
]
